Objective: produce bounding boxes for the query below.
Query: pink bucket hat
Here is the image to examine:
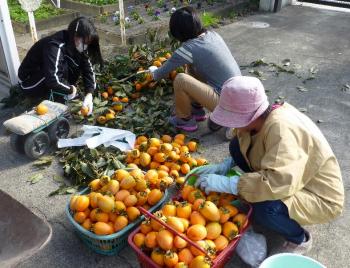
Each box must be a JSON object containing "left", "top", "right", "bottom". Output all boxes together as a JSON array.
[{"left": 210, "top": 76, "right": 269, "bottom": 128}]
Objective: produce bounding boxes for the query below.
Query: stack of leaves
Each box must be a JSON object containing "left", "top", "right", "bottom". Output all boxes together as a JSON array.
[
  {"left": 70, "top": 35, "right": 182, "bottom": 136},
  {"left": 56, "top": 146, "right": 126, "bottom": 187}
]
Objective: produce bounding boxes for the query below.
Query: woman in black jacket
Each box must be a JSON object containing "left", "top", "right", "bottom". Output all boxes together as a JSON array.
[{"left": 18, "top": 16, "right": 103, "bottom": 115}]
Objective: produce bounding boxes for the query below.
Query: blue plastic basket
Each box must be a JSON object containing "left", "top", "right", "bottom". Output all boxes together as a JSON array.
[{"left": 66, "top": 187, "right": 168, "bottom": 255}]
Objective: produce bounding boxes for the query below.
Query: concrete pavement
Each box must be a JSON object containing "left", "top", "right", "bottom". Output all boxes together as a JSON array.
[{"left": 0, "top": 5, "right": 349, "bottom": 268}]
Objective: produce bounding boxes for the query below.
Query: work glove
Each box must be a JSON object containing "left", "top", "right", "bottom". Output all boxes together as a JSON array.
[
  {"left": 148, "top": 66, "right": 158, "bottom": 74},
  {"left": 66, "top": 85, "right": 77, "bottom": 100},
  {"left": 82, "top": 93, "right": 93, "bottom": 115},
  {"left": 195, "top": 174, "right": 240, "bottom": 195},
  {"left": 189, "top": 157, "right": 234, "bottom": 176}
]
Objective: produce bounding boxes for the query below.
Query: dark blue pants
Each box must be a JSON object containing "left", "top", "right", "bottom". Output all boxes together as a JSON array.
[{"left": 229, "top": 137, "right": 306, "bottom": 244}]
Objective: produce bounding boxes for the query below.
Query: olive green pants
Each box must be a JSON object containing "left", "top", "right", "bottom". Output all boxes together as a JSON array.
[{"left": 173, "top": 73, "right": 220, "bottom": 118}]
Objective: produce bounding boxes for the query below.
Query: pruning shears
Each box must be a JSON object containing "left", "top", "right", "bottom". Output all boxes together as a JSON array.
[{"left": 115, "top": 70, "right": 148, "bottom": 83}]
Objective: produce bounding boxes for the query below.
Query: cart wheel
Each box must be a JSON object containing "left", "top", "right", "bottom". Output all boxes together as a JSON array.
[
  {"left": 10, "top": 133, "right": 25, "bottom": 153},
  {"left": 24, "top": 131, "right": 50, "bottom": 159},
  {"left": 48, "top": 117, "right": 70, "bottom": 145}
]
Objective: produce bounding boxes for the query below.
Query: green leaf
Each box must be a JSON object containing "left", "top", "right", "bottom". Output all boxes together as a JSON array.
[
  {"left": 80, "top": 162, "right": 95, "bottom": 178},
  {"left": 53, "top": 175, "right": 65, "bottom": 183},
  {"left": 28, "top": 173, "right": 44, "bottom": 184},
  {"left": 33, "top": 156, "right": 53, "bottom": 167}
]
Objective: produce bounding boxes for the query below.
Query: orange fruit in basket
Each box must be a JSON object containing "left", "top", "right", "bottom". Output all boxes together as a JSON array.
[
  {"left": 70, "top": 195, "right": 78, "bottom": 211},
  {"left": 74, "top": 195, "right": 90, "bottom": 212},
  {"left": 112, "top": 96, "right": 119, "bottom": 102},
  {"left": 153, "top": 60, "right": 162, "bottom": 67},
  {"left": 89, "top": 208, "right": 98, "bottom": 222},
  {"left": 192, "top": 199, "right": 205, "bottom": 211},
  {"left": 130, "top": 168, "right": 144, "bottom": 180},
  {"left": 89, "top": 179, "right": 101, "bottom": 191},
  {"left": 151, "top": 212, "right": 167, "bottom": 231},
  {"left": 206, "top": 193, "right": 220, "bottom": 206},
  {"left": 154, "top": 152, "right": 166, "bottom": 163},
  {"left": 158, "top": 165, "right": 170, "bottom": 173},
  {"left": 176, "top": 177, "right": 185, "bottom": 186},
  {"left": 187, "top": 224, "right": 207, "bottom": 241},
  {"left": 114, "top": 169, "right": 129, "bottom": 182},
  {"left": 169, "top": 170, "right": 180, "bottom": 179},
  {"left": 115, "top": 190, "right": 130, "bottom": 202},
  {"left": 181, "top": 185, "right": 195, "bottom": 201},
  {"left": 147, "top": 146, "right": 158, "bottom": 156},
  {"left": 107, "top": 86, "right": 114, "bottom": 95},
  {"left": 171, "top": 163, "right": 181, "bottom": 172},
  {"left": 151, "top": 248, "right": 165, "bottom": 266},
  {"left": 121, "top": 97, "right": 129, "bottom": 103},
  {"left": 157, "top": 170, "right": 169, "bottom": 179},
  {"left": 190, "top": 240, "right": 208, "bottom": 257},
  {"left": 219, "top": 207, "right": 231, "bottom": 224},
  {"left": 199, "top": 201, "right": 220, "bottom": 222},
  {"left": 145, "top": 231, "right": 158, "bottom": 249},
  {"left": 114, "top": 215, "right": 128, "bottom": 232},
  {"left": 148, "top": 189, "right": 163, "bottom": 206},
  {"left": 35, "top": 103, "right": 48, "bottom": 115},
  {"left": 180, "top": 163, "right": 191, "bottom": 175},
  {"left": 187, "top": 190, "right": 205, "bottom": 204},
  {"left": 222, "top": 222, "right": 239, "bottom": 241},
  {"left": 174, "top": 262, "right": 188, "bottom": 268},
  {"left": 188, "top": 158, "right": 198, "bottom": 168},
  {"left": 167, "top": 216, "right": 185, "bottom": 233},
  {"left": 233, "top": 213, "right": 247, "bottom": 230},
  {"left": 160, "top": 143, "right": 173, "bottom": 153},
  {"left": 145, "top": 169, "right": 158, "bottom": 184},
  {"left": 176, "top": 202, "right": 192, "bottom": 219},
  {"left": 189, "top": 255, "right": 211, "bottom": 268},
  {"left": 157, "top": 229, "right": 174, "bottom": 250},
  {"left": 74, "top": 211, "right": 87, "bottom": 224},
  {"left": 114, "top": 201, "right": 126, "bottom": 213},
  {"left": 205, "top": 222, "right": 222, "bottom": 240},
  {"left": 174, "top": 235, "right": 188, "bottom": 249},
  {"left": 140, "top": 220, "right": 152, "bottom": 235},
  {"left": 97, "top": 195, "right": 115, "bottom": 213},
  {"left": 164, "top": 251, "right": 179, "bottom": 267},
  {"left": 140, "top": 152, "right": 152, "bottom": 167},
  {"left": 180, "top": 145, "right": 189, "bottom": 153},
  {"left": 167, "top": 151, "right": 179, "bottom": 162},
  {"left": 190, "top": 211, "right": 206, "bottom": 226},
  {"left": 218, "top": 194, "right": 236, "bottom": 207},
  {"left": 223, "top": 204, "right": 238, "bottom": 218},
  {"left": 108, "top": 212, "right": 118, "bottom": 223},
  {"left": 133, "top": 233, "right": 146, "bottom": 248},
  {"left": 179, "top": 218, "right": 190, "bottom": 231},
  {"left": 126, "top": 206, "right": 140, "bottom": 221},
  {"left": 95, "top": 211, "right": 109, "bottom": 223},
  {"left": 149, "top": 161, "right": 160, "bottom": 169},
  {"left": 161, "top": 134, "right": 172, "bottom": 143},
  {"left": 82, "top": 218, "right": 92, "bottom": 231},
  {"left": 136, "top": 191, "right": 148, "bottom": 206},
  {"left": 93, "top": 222, "right": 114, "bottom": 235},
  {"left": 162, "top": 203, "right": 177, "bottom": 217},
  {"left": 124, "top": 195, "right": 138, "bottom": 207},
  {"left": 135, "top": 179, "right": 148, "bottom": 192},
  {"left": 178, "top": 248, "right": 194, "bottom": 264},
  {"left": 214, "top": 235, "right": 229, "bottom": 251},
  {"left": 120, "top": 176, "right": 136, "bottom": 190},
  {"left": 106, "top": 180, "right": 120, "bottom": 195}
]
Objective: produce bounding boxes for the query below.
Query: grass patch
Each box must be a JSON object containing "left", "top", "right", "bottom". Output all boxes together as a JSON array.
[
  {"left": 200, "top": 12, "right": 220, "bottom": 28},
  {"left": 8, "top": 0, "right": 65, "bottom": 23}
]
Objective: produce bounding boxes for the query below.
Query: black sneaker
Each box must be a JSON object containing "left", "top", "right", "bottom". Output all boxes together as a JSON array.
[{"left": 207, "top": 117, "right": 222, "bottom": 131}]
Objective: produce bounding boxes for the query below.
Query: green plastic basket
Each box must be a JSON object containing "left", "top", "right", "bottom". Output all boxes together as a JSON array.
[{"left": 66, "top": 187, "right": 168, "bottom": 255}]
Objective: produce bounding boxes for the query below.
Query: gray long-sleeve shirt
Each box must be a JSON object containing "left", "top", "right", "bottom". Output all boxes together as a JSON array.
[{"left": 153, "top": 31, "right": 241, "bottom": 94}]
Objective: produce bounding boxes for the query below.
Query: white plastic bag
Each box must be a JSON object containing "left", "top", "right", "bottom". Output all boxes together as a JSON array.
[{"left": 236, "top": 227, "right": 267, "bottom": 267}]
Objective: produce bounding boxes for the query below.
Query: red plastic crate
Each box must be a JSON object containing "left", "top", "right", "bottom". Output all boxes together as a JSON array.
[{"left": 128, "top": 200, "right": 252, "bottom": 268}]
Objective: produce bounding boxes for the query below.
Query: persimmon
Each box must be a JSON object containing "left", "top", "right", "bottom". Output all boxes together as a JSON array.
[
  {"left": 114, "top": 215, "right": 128, "bottom": 232},
  {"left": 93, "top": 222, "right": 114, "bottom": 235},
  {"left": 133, "top": 233, "right": 146, "bottom": 248},
  {"left": 178, "top": 248, "right": 194, "bottom": 264},
  {"left": 157, "top": 229, "right": 174, "bottom": 250},
  {"left": 187, "top": 224, "right": 207, "bottom": 241}
]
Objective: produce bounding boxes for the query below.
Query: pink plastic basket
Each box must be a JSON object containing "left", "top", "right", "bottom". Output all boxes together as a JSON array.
[{"left": 128, "top": 201, "right": 252, "bottom": 268}]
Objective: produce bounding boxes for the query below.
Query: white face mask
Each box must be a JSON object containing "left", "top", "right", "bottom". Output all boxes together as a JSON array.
[{"left": 76, "top": 39, "right": 88, "bottom": 53}]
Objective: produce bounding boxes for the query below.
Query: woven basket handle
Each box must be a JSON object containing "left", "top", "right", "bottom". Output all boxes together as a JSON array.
[{"left": 138, "top": 206, "right": 209, "bottom": 256}]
